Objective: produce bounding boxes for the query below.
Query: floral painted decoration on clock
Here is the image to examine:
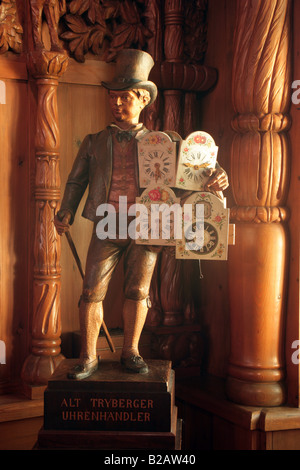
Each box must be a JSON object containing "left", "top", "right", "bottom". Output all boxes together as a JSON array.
[
  {"left": 175, "top": 131, "right": 218, "bottom": 191},
  {"left": 137, "top": 131, "right": 177, "bottom": 188}
]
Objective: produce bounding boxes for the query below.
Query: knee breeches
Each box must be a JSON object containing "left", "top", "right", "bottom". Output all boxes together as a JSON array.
[{"left": 81, "top": 232, "right": 159, "bottom": 303}]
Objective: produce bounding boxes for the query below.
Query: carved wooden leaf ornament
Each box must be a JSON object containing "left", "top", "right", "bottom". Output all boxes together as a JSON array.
[
  {"left": 69, "top": 0, "right": 94, "bottom": 15},
  {"left": 110, "top": 21, "right": 151, "bottom": 50},
  {"left": 62, "top": 13, "right": 89, "bottom": 34},
  {"left": 115, "top": 0, "right": 151, "bottom": 48},
  {"left": 68, "top": 0, "right": 105, "bottom": 25},
  {"left": 88, "top": 26, "right": 108, "bottom": 54},
  {"left": 60, "top": 0, "right": 152, "bottom": 62},
  {"left": 61, "top": 13, "right": 107, "bottom": 62},
  {"left": 101, "top": 0, "right": 120, "bottom": 20},
  {"left": 0, "top": 0, "right": 23, "bottom": 54}
]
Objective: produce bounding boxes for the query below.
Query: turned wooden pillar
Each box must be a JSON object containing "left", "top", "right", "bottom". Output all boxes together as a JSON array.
[
  {"left": 163, "top": 0, "right": 184, "bottom": 134},
  {"left": 143, "top": 0, "right": 163, "bottom": 132},
  {"left": 21, "top": 50, "right": 68, "bottom": 394},
  {"left": 226, "top": 0, "right": 291, "bottom": 406},
  {"left": 159, "top": 0, "right": 186, "bottom": 327}
]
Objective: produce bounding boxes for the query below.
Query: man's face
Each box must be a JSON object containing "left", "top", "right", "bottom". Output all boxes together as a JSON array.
[{"left": 108, "top": 90, "right": 146, "bottom": 124}]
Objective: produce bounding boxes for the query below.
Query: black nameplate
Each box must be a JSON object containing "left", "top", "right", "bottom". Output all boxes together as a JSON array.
[{"left": 44, "top": 359, "right": 174, "bottom": 433}]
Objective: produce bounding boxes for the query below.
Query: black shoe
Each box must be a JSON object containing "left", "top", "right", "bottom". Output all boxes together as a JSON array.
[
  {"left": 67, "top": 358, "right": 99, "bottom": 380},
  {"left": 121, "top": 355, "right": 149, "bottom": 374}
]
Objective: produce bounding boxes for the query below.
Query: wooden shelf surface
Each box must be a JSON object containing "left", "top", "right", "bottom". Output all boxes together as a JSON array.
[
  {"left": 0, "top": 394, "right": 43, "bottom": 423},
  {"left": 175, "top": 375, "right": 300, "bottom": 432}
]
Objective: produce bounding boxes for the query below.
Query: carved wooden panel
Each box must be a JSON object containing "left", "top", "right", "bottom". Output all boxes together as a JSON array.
[
  {"left": 60, "top": 0, "right": 151, "bottom": 62},
  {"left": 0, "top": 0, "right": 23, "bottom": 54}
]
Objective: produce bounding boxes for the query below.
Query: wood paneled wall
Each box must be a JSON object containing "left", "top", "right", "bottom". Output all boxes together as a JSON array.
[
  {"left": 57, "top": 59, "right": 128, "bottom": 358},
  {"left": 58, "top": 61, "right": 112, "bottom": 350},
  {"left": 0, "top": 57, "right": 32, "bottom": 393}
]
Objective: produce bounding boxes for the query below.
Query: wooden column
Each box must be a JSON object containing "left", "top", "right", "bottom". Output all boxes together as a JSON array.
[
  {"left": 21, "top": 50, "right": 68, "bottom": 396},
  {"left": 163, "top": 0, "right": 184, "bottom": 134},
  {"left": 143, "top": 0, "right": 163, "bottom": 132},
  {"left": 226, "top": 0, "right": 291, "bottom": 406},
  {"left": 159, "top": 0, "right": 188, "bottom": 328}
]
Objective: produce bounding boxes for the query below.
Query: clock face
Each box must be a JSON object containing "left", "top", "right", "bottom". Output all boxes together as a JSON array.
[
  {"left": 185, "top": 221, "right": 218, "bottom": 254},
  {"left": 138, "top": 132, "right": 177, "bottom": 188},
  {"left": 202, "top": 222, "right": 219, "bottom": 253},
  {"left": 135, "top": 185, "right": 180, "bottom": 246},
  {"left": 143, "top": 151, "right": 173, "bottom": 183},
  {"left": 175, "top": 191, "right": 229, "bottom": 261},
  {"left": 182, "top": 149, "right": 213, "bottom": 184},
  {"left": 175, "top": 131, "right": 218, "bottom": 191},
  {"left": 138, "top": 204, "right": 174, "bottom": 243}
]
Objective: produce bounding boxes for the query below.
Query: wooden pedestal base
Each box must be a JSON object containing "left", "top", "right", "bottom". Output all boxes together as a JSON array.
[
  {"left": 36, "top": 358, "right": 181, "bottom": 450},
  {"left": 37, "top": 408, "right": 181, "bottom": 450},
  {"left": 226, "top": 376, "right": 286, "bottom": 407},
  {"left": 22, "top": 383, "right": 47, "bottom": 400}
]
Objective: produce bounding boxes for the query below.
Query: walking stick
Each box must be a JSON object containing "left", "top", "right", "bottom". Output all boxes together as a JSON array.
[{"left": 65, "top": 231, "right": 116, "bottom": 354}]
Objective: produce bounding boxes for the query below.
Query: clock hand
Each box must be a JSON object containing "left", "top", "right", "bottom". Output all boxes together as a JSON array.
[{"left": 183, "top": 162, "right": 211, "bottom": 169}]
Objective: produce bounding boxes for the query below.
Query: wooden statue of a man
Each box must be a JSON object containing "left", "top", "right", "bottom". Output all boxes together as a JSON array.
[{"left": 54, "top": 49, "right": 228, "bottom": 380}]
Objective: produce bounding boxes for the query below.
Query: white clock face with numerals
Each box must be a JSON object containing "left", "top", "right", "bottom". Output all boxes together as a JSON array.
[
  {"left": 175, "top": 131, "right": 218, "bottom": 191},
  {"left": 142, "top": 150, "right": 173, "bottom": 183},
  {"left": 135, "top": 185, "right": 180, "bottom": 246},
  {"left": 137, "top": 203, "right": 174, "bottom": 243},
  {"left": 138, "top": 132, "right": 177, "bottom": 188},
  {"left": 181, "top": 148, "right": 213, "bottom": 185},
  {"left": 176, "top": 191, "right": 229, "bottom": 261},
  {"left": 185, "top": 221, "right": 219, "bottom": 254}
]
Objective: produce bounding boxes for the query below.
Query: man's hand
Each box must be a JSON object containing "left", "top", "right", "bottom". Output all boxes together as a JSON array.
[
  {"left": 204, "top": 168, "right": 229, "bottom": 192},
  {"left": 54, "top": 211, "right": 72, "bottom": 236}
]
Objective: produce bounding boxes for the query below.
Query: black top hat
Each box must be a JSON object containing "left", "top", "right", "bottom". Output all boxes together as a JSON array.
[{"left": 101, "top": 49, "right": 157, "bottom": 106}]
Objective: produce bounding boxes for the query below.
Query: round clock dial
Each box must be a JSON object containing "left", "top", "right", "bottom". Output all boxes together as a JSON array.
[
  {"left": 185, "top": 221, "right": 218, "bottom": 254},
  {"left": 138, "top": 204, "right": 174, "bottom": 242},
  {"left": 183, "top": 150, "right": 211, "bottom": 183},
  {"left": 143, "top": 151, "right": 171, "bottom": 183}
]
